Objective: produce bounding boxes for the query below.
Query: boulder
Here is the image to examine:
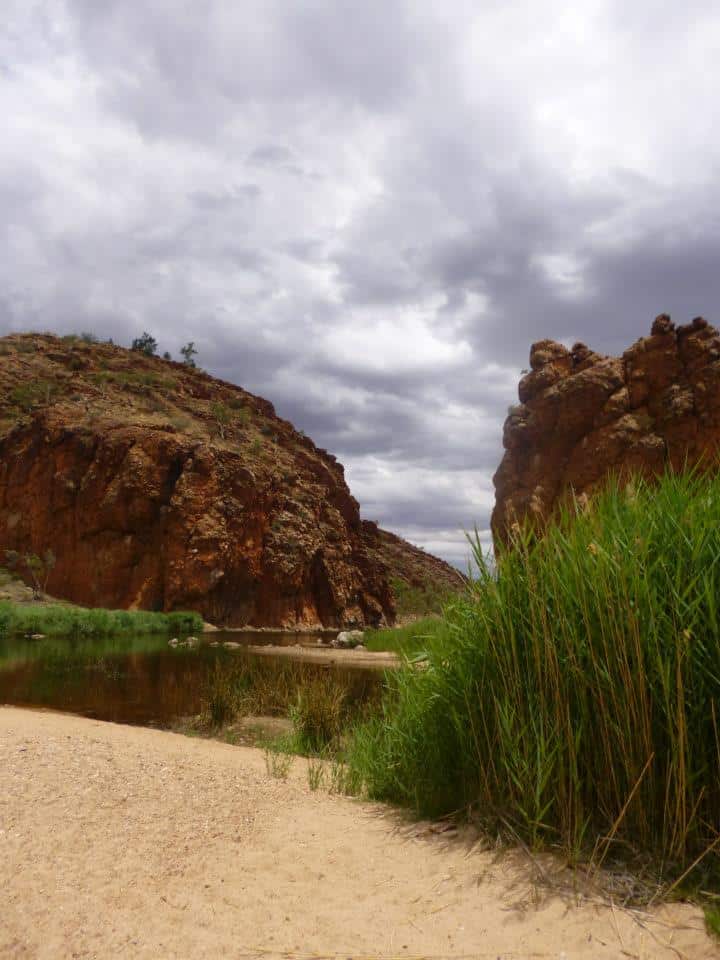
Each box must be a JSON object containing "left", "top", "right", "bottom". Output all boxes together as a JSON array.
[
  {"left": 493, "top": 314, "right": 720, "bottom": 544},
  {"left": 331, "top": 629, "right": 365, "bottom": 649}
]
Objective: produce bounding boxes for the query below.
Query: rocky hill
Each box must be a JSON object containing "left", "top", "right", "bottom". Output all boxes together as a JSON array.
[
  {"left": 493, "top": 314, "right": 720, "bottom": 544},
  {"left": 0, "top": 333, "right": 460, "bottom": 628}
]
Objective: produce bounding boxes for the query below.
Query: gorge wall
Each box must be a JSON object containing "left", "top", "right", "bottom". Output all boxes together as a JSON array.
[
  {"left": 0, "top": 334, "right": 461, "bottom": 627},
  {"left": 492, "top": 315, "right": 720, "bottom": 543}
]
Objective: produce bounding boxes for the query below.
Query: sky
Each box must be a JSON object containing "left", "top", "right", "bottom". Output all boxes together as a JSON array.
[{"left": 3, "top": 1, "right": 720, "bottom": 568}]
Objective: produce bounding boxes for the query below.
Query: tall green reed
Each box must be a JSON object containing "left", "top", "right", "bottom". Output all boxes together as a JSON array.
[
  {"left": 347, "top": 470, "right": 720, "bottom": 876},
  {"left": 200, "top": 652, "right": 381, "bottom": 746}
]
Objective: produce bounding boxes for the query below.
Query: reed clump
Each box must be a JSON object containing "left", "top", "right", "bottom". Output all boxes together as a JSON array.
[
  {"left": 348, "top": 470, "right": 720, "bottom": 882},
  {"left": 200, "top": 653, "right": 379, "bottom": 743},
  {"left": 289, "top": 672, "right": 348, "bottom": 753}
]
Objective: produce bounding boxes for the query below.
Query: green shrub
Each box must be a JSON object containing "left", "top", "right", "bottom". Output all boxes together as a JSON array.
[
  {"left": 67, "top": 354, "right": 85, "bottom": 372},
  {"left": 180, "top": 342, "right": 198, "bottom": 367},
  {"left": 5, "top": 549, "right": 56, "bottom": 600},
  {"left": 0, "top": 602, "right": 203, "bottom": 640},
  {"left": 131, "top": 332, "right": 158, "bottom": 356},
  {"left": 166, "top": 610, "right": 203, "bottom": 633},
  {"left": 348, "top": 470, "right": 720, "bottom": 881},
  {"left": 10, "top": 381, "right": 57, "bottom": 411},
  {"left": 168, "top": 414, "right": 191, "bottom": 432},
  {"left": 210, "top": 402, "right": 231, "bottom": 439},
  {"left": 390, "top": 577, "right": 460, "bottom": 618}
]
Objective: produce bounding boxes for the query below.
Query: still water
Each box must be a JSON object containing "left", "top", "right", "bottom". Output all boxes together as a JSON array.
[{"left": 0, "top": 632, "right": 381, "bottom": 727}]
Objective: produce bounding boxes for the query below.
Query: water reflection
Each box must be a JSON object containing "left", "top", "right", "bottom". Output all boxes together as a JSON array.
[{"left": 0, "top": 632, "right": 381, "bottom": 727}]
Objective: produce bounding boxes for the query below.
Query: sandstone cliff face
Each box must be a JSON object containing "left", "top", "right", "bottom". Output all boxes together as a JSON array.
[
  {"left": 0, "top": 334, "right": 459, "bottom": 627},
  {"left": 493, "top": 315, "right": 720, "bottom": 543}
]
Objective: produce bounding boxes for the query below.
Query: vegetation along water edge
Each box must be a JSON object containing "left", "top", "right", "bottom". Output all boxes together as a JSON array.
[
  {"left": 345, "top": 469, "right": 720, "bottom": 897},
  {"left": 0, "top": 598, "right": 203, "bottom": 641}
]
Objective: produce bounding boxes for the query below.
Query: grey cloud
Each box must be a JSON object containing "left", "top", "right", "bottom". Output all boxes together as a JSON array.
[
  {"left": 190, "top": 185, "right": 262, "bottom": 209},
  {"left": 63, "top": 0, "right": 432, "bottom": 141},
  {"left": 3, "top": 0, "right": 720, "bottom": 566},
  {"left": 247, "top": 145, "right": 296, "bottom": 168}
]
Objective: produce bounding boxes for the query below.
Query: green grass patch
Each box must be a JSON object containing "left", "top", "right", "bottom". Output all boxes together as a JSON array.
[
  {"left": 0, "top": 602, "right": 202, "bottom": 641},
  {"left": 364, "top": 616, "right": 449, "bottom": 657},
  {"left": 705, "top": 904, "right": 720, "bottom": 940},
  {"left": 347, "top": 469, "right": 720, "bottom": 886},
  {"left": 391, "top": 577, "right": 460, "bottom": 618},
  {"left": 89, "top": 370, "right": 174, "bottom": 391},
  {"left": 9, "top": 381, "right": 57, "bottom": 411}
]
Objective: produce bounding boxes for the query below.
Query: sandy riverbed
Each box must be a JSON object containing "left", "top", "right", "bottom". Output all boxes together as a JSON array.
[
  {"left": 240, "top": 643, "right": 400, "bottom": 669},
  {"left": 1, "top": 707, "right": 716, "bottom": 959}
]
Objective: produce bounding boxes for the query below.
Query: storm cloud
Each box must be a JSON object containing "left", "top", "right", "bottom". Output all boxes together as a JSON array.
[{"left": 3, "top": 0, "right": 720, "bottom": 566}]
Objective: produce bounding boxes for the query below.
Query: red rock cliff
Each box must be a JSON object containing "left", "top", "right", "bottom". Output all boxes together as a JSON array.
[
  {"left": 0, "top": 334, "right": 460, "bottom": 627},
  {"left": 492, "top": 315, "right": 720, "bottom": 543}
]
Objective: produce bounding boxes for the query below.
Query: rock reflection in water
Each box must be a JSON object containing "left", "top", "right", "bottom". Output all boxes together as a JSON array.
[{"left": 0, "top": 632, "right": 381, "bottom": 727}]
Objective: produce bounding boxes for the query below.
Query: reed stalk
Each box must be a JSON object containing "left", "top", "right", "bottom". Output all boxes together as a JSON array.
[{"left": 347, "top": 470, "right": 720, "bottom": 881}]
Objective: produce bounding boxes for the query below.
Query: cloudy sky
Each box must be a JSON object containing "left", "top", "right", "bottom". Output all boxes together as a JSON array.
[{"left": 3, "top": 1, "right": 720, "bottom": 567}]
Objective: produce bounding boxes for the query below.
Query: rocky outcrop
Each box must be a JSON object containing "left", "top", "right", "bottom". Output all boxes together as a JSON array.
[
  {"left": 492, "top": 315, "right": 720, "bottom": 544},
  {"left": 0, "top": 333, "right": 460, "bottom": 627}
]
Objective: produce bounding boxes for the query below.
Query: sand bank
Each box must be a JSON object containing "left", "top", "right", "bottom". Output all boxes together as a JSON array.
[{"left": 1, "top": 707, "right": 715, "bottom": 959}]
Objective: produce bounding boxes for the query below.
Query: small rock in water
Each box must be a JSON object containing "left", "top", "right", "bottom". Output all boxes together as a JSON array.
[
  {"left": 223, "top": 641, "right": 241, "bottom": 649},
  {"left": 331, "top": 629, "right": 365, "bottom": 649},
  {"left": 209, "top": 641, "right": 219, "bottom": 647},
  {"left": 168, "top": 638, "right": 180, "bottom": 647},
  {"left": 354, "top": 644, "right": 366, "bottom": 651},
  {"left": 29, "top": 634, "right": 46, "bottom": 641},
  {"left": 185, "top": 636, "right": 198, "bottom": 646}
]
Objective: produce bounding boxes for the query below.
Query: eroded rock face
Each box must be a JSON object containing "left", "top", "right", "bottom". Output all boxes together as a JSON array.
[
  {"left": 492, "top": 316, "right": 720, "bottom": 543},
  {"left": 0, "top": 334, "right": 459, "bottom": 627}
]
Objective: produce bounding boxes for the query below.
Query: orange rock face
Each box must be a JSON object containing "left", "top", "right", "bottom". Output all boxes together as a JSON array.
[
  {"left": 0, "top": 334, "right": 459, "bottom": 627},
  {"left": 492, "top": 315, "right": 720, "bottom": 543}
]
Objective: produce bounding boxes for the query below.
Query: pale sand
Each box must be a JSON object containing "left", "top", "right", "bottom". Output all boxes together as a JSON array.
[
  {"left": 1, "top": 707, "right": 716, "bottom": 960},
  {"left": 241, "top": 644, "right": 400, "bottom": 669}
]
